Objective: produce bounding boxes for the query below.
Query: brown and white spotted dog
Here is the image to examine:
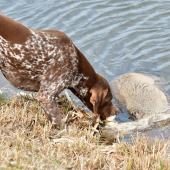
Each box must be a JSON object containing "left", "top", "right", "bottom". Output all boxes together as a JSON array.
[{"left": 0, "top": 13, "right": 119, "bottom": 128}]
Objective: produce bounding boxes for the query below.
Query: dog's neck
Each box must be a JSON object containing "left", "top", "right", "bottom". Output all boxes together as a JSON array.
[{"left": 68, "top": 46, "right": 97, "bottom": 111}]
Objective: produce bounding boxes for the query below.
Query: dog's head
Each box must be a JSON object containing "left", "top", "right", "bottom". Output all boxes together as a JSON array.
[{"left": 90, "top": 74, "right": 119, "bottom": 120}]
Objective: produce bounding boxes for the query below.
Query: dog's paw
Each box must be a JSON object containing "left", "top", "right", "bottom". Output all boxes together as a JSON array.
[{"left": 52, "top": 118, "right": 67, "bottom": 130}]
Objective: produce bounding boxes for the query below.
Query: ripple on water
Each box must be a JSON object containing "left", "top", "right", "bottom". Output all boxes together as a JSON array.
[{"left": 1, "top": 0, "right": 170, "bottom": 141}]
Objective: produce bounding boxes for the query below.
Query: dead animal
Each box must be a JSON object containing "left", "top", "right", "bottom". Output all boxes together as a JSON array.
[{"left": 102, "top": 73, "right": 170, "bottom": 139}]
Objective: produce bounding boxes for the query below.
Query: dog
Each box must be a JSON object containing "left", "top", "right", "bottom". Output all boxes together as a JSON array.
[{"left": 0, "top": 13, "right": 119, "bottom": 128}]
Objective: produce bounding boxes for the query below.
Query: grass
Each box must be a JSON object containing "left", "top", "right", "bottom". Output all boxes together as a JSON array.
[
  {"left": 0, "top": 93, "right": 170, "bottom": 169},
  {"left": 0, "top": 94, "right": 7, "bottom": 106}
]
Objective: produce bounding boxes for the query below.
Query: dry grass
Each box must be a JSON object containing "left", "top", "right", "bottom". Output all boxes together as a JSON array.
[{"left": 0, "top": 93, "right": 170, "bottom": 170}]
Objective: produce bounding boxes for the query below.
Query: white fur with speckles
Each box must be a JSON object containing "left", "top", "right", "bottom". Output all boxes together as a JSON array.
[{"left": 0, "top": 29, "right": 89, "bottom": 98}]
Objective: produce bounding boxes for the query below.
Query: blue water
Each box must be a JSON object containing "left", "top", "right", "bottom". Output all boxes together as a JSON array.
[{"left": 1, "top": 0, "right": 170, "bottom": 141}]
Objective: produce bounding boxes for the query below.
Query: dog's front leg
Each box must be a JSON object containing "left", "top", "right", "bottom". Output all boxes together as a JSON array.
[{"left": 36, "top": 92, "right": 62, "bottom": 129}]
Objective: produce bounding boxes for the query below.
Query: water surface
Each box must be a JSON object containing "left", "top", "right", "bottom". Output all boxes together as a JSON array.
[{"left": 1, "top": 0, "right": 170, "bottom": 141}]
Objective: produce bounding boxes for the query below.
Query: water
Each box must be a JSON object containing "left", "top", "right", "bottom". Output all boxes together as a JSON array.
[{"left": 1, "top": 0, "right": 170, "bottom": 141}]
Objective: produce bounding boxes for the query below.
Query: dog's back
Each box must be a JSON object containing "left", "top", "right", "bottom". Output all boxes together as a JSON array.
[{"left": 0, "top": 13, "right": 79, "bottom": 92}]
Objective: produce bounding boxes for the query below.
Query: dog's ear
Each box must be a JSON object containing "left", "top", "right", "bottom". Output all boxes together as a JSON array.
[{"left": 90, "top": 85, "right": 108, "bottom": 115}]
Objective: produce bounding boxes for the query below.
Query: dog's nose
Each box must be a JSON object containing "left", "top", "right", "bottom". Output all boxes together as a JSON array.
[
  {"left": 112, "top": 104, "right": 119, "bottom": 115},
  {"left": 115, "top": 109, "right": 119, "bottom": 115}
]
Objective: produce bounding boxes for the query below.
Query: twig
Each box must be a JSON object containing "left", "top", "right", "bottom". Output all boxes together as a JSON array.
[
  {"left": 91, "top": 116, "right": 100, "bottom": 135},
  {"left": 64, "top": 90, "right": 79, "bottom": 110}
]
